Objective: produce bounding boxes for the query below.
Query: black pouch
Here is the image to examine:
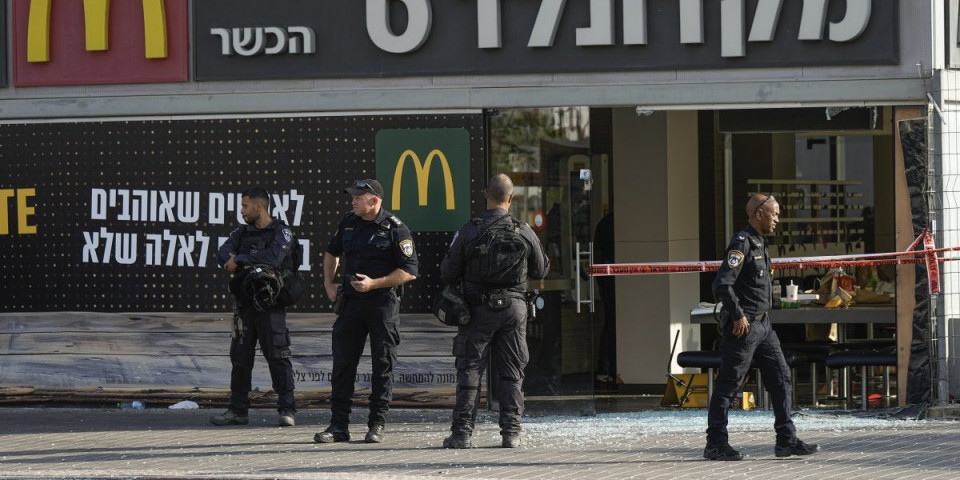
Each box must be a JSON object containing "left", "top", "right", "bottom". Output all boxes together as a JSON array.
[
  {"left": 333, "top": 286, "right": 345, "bottom": 316},
  {"left": 485, "top": 291, "right": 511, "bottom": 311}
]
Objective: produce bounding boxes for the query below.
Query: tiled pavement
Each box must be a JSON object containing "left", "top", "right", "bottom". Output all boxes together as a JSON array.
[{"left": 1, "top": 407, "right": 960, "bottom": 479}]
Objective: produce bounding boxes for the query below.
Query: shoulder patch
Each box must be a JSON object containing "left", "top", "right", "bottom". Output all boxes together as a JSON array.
[
  {"left": 282, "top": 228, "right": 293, "bottom": 244},
  {"left": 399, "top": 239, "right": 414, "bottom": 257},
  {"left": 727, "top": 250, "right": 745, "bottom": 268}
]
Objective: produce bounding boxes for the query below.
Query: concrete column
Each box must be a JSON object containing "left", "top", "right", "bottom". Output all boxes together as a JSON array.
[{"left": 612, "top": 108, "right": 701, "bottom": 386}]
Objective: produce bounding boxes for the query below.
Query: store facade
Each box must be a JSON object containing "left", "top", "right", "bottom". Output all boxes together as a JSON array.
[{"left": 0, "top": 0, "right": 953, "bottom": 409}]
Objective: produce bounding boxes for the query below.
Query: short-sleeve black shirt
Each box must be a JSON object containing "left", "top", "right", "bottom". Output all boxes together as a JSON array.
[{"left": 325, "top": 208, "right": 419, "bottom": 297}]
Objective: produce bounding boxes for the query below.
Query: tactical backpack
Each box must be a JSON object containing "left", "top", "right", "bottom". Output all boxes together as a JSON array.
[{"left": 463, "top": 214, "right": 529, "bottom": 288}]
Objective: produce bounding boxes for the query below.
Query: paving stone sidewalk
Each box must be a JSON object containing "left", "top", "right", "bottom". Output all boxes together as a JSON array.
[{"left": 1, "top": 407, "right": 959, "bottom": 479}]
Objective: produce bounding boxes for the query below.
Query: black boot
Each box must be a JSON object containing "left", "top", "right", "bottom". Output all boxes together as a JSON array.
[
  {"left": 703, "top": 443, "right": 743, "bottom": 461},
  {"left": 775, "top": 438, "right": 820, "bottom": 458}
]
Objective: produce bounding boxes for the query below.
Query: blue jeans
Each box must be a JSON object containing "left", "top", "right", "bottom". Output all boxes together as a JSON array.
[{"left": 706, "top": 314, "right": 796, "bottom": 445}]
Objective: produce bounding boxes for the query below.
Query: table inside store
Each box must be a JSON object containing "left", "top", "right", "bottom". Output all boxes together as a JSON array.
[{"left": 689, "top": 303, "right": 894, "bottom": 343}]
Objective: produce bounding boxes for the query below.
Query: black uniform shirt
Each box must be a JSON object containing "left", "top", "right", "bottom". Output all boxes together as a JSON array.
[
  {"left": 712, "top": 224, "right": 772, "bottom": 320},
  {"left": 218, "top": 218, "right": 294, "bottom": 270},
  {"left": 440, "top": 208, "right": 550, "bottom": 296},
  {"left": 325, "top": 208, "right": 419, "bottom": 297}
]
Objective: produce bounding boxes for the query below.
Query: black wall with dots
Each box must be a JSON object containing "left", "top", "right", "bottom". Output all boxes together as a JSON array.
[{"left": 0, "top": 113, "right": 486, "bottom": 313}]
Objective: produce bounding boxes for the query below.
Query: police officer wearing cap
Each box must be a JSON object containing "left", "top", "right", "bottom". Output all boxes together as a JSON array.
[
  {"left": 439, "top": 174, "right": 549, "bottom": 449},
  {"left": 211, "top": 188, "right": 297, "bottom": 428},
  {"left": 705, "top": 193, "right": 819, "bottom": 461},
  {"left": 315, "top": 179, "right": 418, "bottom": 444}
]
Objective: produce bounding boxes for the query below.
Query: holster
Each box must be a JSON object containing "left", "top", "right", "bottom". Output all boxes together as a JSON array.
[{"left": 333, "top": 285, "right": 345, "bottom": 316}]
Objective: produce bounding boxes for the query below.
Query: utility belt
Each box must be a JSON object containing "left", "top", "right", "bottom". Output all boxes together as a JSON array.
[
  {"left": 333, "top": 283, "right": 397, "bottom": 316},
  {"left": 719, "top": 310, "right": 767, "bottom": 329},
  {"left": 465, "top": 288, "right": 527, "bottom": 311}
]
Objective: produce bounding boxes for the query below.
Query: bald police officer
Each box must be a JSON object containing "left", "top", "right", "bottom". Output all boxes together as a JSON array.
[
  {"left": 440, "top": 174, "right": 549, "bottom": 449},
  {"left": 705, "top": 193, "right": 819, "bottom": 460},
  {"left": 211, "top": 188, "right": 297, "bottom": 428},
  {"left": 315, "top": 179, "right": 418, "bottom": 444}
]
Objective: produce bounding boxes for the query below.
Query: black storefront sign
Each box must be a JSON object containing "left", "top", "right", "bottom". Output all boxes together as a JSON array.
[
  {"left": 194, "top": 0, "right": 899, "bottom": 81},
  {"left": 0, "top": 114, "right": 486, "bottom": 313}
]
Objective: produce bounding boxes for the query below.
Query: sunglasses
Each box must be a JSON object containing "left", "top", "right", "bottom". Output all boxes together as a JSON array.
[
  {"left": 354, "top": 180, "right": 372, "bottom": 190},
  {"left": 754, "top": 194, "right": 771, "bottom": 217}
]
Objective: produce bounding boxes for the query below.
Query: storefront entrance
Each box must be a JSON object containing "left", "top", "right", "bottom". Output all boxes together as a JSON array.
[{"left": 488, "top": 108, "right": 607, "bottom": 415}]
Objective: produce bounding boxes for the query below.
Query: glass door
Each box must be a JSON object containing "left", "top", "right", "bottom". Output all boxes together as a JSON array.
[{"left": 488, "top": 108, "right": 600, "bottom": 416}]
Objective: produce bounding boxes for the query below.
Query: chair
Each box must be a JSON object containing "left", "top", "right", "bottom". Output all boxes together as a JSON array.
[{"left": 825, "top": 347, "right": 897, "bottom": 409}]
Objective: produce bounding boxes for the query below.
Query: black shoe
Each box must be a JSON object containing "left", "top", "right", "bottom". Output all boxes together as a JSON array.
[
  {"left": 209, "top": 409, "right": 249, "bottom": 426},
  {"left": 278, "top": 411, "right": 295, "bottom": 427},
  {"left": 365, "top": 424, "right": 385, "bottom": 443},
  {"left": 502, "top": 434, "right": 525, "bottom": 448},
  {"left": 314, "top": 426, "right": 350, "bottom": 443},
  {"left": 442, "top": 434, "right": 472, "bottom": 449},
  {"left": 703, "top": 443, "right": 743, "bottom": 461},
  {"left": 775, "top": 439, "right": 820, "bottom": 458}
]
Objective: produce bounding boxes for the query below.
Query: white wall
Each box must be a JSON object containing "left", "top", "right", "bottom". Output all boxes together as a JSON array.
[{"left": 612, "top": 108, "right": 701, "bottom": 385}]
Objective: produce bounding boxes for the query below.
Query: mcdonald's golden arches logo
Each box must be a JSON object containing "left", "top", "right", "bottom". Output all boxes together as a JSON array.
[
  {"left": 14, "top": 0, "right": 188, "bottom": 86},
  {"left": 392, "top": 149, "right": 456, "bottom": 212},
  {"left": 376, "top": 129, "right": 471, "bottom": 232}
]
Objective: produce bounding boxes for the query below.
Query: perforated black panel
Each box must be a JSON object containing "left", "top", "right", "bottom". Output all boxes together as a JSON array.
[{"left": 0, "top": 113, "right": 486, "bottom": 312}]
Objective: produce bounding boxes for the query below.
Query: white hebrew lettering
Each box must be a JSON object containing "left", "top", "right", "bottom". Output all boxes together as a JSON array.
[
  {"left": 91, "top": 189, "right": 107, "bottom": 220},
  {"left": 528, "top": 0, "right": 565, "bottom": 47},
  {"left": 288, "top": 27, "right": 316, "bottom": 54},
  {"left": 233, "top": 27, "right": 266, "bottom": 56},
  {"left": 176, "top": 192, "right": 201, "bottom": 223},
  {"left": 748, "top": 0, "right": 782, "bottom": 42},
  {"left": 720, "top": 0, "right": 745, "bottom": 57},
  {"left": 476, "top": 0, "right": 502, "bottom": 48},
  {"left": 115, "top": 233, "right": 138, "bottom": 265},
  {"left": 82, "top": 231, "right": 100, "bottom": 263},
  {"left": 366, "top": 0, "right": 432, "bottom": 54},
  {"left": 211, "top": 28, "right": 232, "bottom": 55},
  {"left": 264, "top": 27, "right": 289, "bottom": 55},
  {"left": 622, "top": 0, "right": 647, "bottom": 45},
  {"left": 679, "top": 0, "right": 704, "bottom": 44},
  {"left": 828, "top": 0, "right": 870, "bottom": 42},
  {"left": 576, "top": 0, "right": 614, "bottom": 46}
]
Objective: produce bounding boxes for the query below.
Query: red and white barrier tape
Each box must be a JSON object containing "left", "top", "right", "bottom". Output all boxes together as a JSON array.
[{"left": 589, "top": 230, "right": 957, "bottom": 294}]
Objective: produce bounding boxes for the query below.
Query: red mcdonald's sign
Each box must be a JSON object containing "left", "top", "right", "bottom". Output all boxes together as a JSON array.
[{"left": 13, "top": 0, "right": 188, "bottom": 86}]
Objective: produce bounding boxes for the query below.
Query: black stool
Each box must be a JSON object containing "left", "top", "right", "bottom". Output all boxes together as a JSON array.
[
  {"left": 676, "top": 351, "right": 722, "bottom": 400},
  {"left": 825, "top": 349, "right": 897, "bottom": 409},
  {"left": 781, "top": 342, "right": 841, "bottom": 406},
  {"left": 676, "top": 351, "right": 804, "bottom": 409}
]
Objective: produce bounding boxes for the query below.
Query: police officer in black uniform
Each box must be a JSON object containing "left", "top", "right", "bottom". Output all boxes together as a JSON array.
[
  {"left": 439, "top": 174, "right": 549, "bottom": 449},
  {"left": 705, "top": 193, "right": 819, "bottom": 460},
  {"left": 211, "top": 188, "right": 297, "bottom": 427},
  {"left": 315, "top": 179, "right": 418, "bottom": 444}
]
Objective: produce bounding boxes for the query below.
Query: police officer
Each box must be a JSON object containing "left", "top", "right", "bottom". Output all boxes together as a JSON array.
[
  {"left": 705, "top": 193, "right": 819, "bottom": 460},
  {"left": 315, "top": 179, "right": 418, "bottom": 444},
  {"left": 211, "top": 188, "right": 297, "bottom": 428},
  {"left": 439, "top": 174, "right": 549, "bottom": 449}
]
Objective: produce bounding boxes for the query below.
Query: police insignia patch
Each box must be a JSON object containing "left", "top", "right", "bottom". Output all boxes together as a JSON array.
[
  {"left": 283, "top": 228, "right": 293, "bottom": 243},
  {"left": 727, "top": 250, "right": 745, "bottom": 268},
  {"left": 399, "top": 239, "right": 414, "bottom": 257}
]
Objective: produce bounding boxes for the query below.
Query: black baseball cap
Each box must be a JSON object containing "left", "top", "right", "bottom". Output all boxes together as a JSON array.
[{"left": 344, "top": 179, "right": 384, "bottom": 198}]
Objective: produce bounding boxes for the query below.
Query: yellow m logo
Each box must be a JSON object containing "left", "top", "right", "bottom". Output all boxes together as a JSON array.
[
  {"left": 391, "top": 149, "right": 456, "bottom": 211},
  {"left": 27, "top": 0, "right": 169, "bottom": 63}
]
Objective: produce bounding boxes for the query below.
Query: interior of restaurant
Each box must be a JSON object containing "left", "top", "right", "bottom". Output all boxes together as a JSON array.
[{"left": 487, "top": 106, "right": 901, "bottom": 412}]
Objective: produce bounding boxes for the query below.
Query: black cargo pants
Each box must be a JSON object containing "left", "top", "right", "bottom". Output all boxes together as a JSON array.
[
  {"left": 229, "top": 304, "right": 296, "bottom": 415},
  {"left": 451, "top": 298, "right": 529, "bottom": 437},
  {"left": 706, "top": 314, "right": 796, "bottom": 445},
  {"left": 329, "top": 291, "right": 401, "bottom": 429}
]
